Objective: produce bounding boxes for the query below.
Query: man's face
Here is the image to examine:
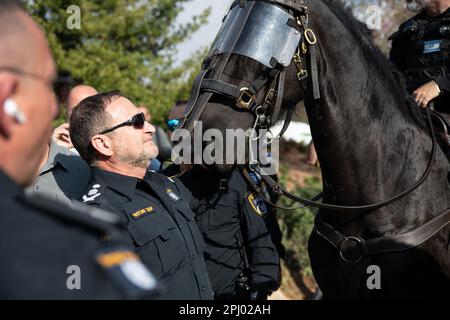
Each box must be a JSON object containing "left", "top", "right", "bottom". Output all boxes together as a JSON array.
[
  {"left": 7, "top": 12, "right": 58, "bottom": 185},
  {"left": 106, "top": 97, "right": 158, "bottom": 169}
]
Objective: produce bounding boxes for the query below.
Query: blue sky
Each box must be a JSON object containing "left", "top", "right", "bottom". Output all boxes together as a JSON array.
[{"left": 176, "top": 0, "right": 233, "bottom": 61}]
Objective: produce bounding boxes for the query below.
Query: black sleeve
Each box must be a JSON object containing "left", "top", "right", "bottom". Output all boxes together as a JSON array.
[
  {"left": 389, "top": 36, "right": 406, "bottom": 72},
  {"left": 433, "top": 74, "right": 450, "bottom": 93},
  {"left": 241, "top": 191, "right": 281, "bottom": 293}
]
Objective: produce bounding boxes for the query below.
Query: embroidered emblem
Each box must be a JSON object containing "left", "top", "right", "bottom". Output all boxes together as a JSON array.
[
  {"left": 83, "top": 184, "right": 102, "bottom": 202},
  {"left": 423, "top": 40, "right": 441, "bottom": 54},
  {"left": 166, "top": 188, "right": 180, "bottom": 201},
  {"left": 247, "top": 192, "right": 268, "bottom": 217}
]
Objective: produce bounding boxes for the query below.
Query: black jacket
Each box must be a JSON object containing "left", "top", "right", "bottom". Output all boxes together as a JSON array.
[
  {"left": 179, "top": 166, "right": 282, "bottom": 299},
  {"left": 0, "top": 170, "right": 157, "bottom": 299},
  {"left": 390, "top": 8, "right": 450, "bottom": 112},
  {"left": 81, "top": 167, "right": 213, "bottom": 300}
]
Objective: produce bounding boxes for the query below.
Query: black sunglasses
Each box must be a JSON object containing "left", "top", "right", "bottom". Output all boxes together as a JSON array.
[
  {"left": 99, "top": 112, "right": 146, "bottom": 134},
  {"left": 0, "top": 66, "right": 66, "bottom": 91}
]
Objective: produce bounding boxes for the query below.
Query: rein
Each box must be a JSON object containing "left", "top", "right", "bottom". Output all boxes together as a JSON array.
[{"left": 180, "top": 0, "right": 450, "bottom": 263}]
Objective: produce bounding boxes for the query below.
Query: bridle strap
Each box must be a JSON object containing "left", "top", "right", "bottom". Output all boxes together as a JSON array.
[
  {"left": 180, "top": 69, "right": 210, "bottom": 129},
  {"left": 270, "top": 69, "right": 286, "bottom": 128},
  {"left": 251, "top": 105, "right": 438, "bottom": 212},
  {"left": 240, "top": 166, "right": 323, "bottom": 210},
  {"left": 315, "top": 208, "right": 450, "bottom": 262},
  {"left": 309, "top": 43, "right": 321, "bottom": 100},
  {"left": 278, "top": 107, "right": 295, "bottom": 138},
  {"left": 257, "top": 0, "right": 309, "bottom": 12},
  {"left": 201, "top": 79, "right": 241, "bottom": 100},
  {"left": 297, "top": 13, "right": 321, "bottom": 100}
]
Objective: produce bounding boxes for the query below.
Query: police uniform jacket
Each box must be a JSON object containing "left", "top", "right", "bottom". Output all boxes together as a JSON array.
[
  {"left": 179, "top": 166, "right": 282, "bottom": 298},
  {"left": 0, "top": 170, "right": 157, "bottom": 299},
  {"left": 81, "top": 167, "right": 213, "bottom": 300},
  {"left": 390, "top": 8, "right": 450, "bottom": 113}
]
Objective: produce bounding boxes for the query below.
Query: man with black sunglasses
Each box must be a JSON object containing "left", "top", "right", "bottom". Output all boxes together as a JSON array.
[
  {"left": 70, "top": 91, "right": 213, "bottom": 300},
  {"left": 0, "top": 0, "right": 157, "bottom": 299}
]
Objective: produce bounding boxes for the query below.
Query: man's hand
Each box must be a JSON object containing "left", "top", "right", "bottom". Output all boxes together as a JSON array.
[
  {"left": 52, "top": 122, "right": 73, "bottom": 149},
  {"left": 412, "top": 81, "right": 441, "bottom": 108}
]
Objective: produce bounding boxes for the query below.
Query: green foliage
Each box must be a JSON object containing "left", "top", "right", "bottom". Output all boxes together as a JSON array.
[
  {"left": 277, "top": 166, "right": 322, "bottom": 277},
  {"left": 26, "top": 0, "right": 210, "bottom": 125}
]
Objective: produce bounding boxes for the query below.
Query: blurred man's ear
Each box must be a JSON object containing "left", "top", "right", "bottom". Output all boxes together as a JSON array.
[
  {"left": 91, "top": 134, "right": 114, "bottom": 157},
  {"left": 0, "top": 74, "right": 19, "bottom": 138}
]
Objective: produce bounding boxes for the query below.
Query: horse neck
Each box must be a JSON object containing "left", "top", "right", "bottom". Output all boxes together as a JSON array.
[{"left": 304, "top": 1, "right": 450, "bottom": 233}]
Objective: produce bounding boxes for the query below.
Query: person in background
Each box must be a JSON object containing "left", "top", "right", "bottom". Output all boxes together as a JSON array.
[
  {"left": 390, "top": 0, "right": 450, "bottom": 111},
  {"left": 25, "top": 137, "right": 90, "bottom": 205},
  {"left": 52, "top": 85, "right": 98, "bottom": 149},
  {"left": 162, "top": 100, "right": 191, "bottom": 176},
  {"left": 179, "top": 165, "right": 283, "bottom": 300},
  {"left": 26, "top": 85, "right": 98, "bottom": 203}
]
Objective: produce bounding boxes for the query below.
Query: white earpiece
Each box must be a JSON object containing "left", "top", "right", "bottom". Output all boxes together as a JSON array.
[{"left": 4, "top": 98, "right": 26, "bottom": 124}]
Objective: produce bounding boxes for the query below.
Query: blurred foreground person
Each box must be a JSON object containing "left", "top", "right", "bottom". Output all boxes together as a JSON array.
[{"left": 0, "top": 1, "right": 156, "bottom": 299}]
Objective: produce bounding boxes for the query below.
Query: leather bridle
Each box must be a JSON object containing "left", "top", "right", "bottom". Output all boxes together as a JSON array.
[{"left": 180, "top": 0, "right": 450, "bottom": 263}]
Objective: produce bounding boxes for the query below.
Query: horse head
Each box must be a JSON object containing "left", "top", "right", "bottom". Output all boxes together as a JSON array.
[
  {"left": 179, "top": 0, "right": 450, "bottom": 298},
  {"left": 179, "top": 0, "right": 308, "bottom": 171}
]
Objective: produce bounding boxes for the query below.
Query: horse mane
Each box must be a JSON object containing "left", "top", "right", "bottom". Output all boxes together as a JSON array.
[{"left": 320, "top": 0, "right": 426, "bottom": 128}]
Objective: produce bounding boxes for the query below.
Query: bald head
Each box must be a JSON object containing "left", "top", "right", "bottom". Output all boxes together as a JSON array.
[
  {"left": 0, "top": 3, "right": 44, "bottom": 71},
  {"left": 67, "top": 85, "right": 98, "bottom": 117}
]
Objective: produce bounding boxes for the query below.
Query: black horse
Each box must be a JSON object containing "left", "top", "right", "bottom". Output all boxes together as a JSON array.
[{"left": 181, "top": 0, "right": 450, "bottom": 298}]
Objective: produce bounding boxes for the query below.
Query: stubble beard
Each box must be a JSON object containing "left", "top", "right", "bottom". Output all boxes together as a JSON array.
[{"left": 118, "top": 150, "right": 152, "bottom": 169}]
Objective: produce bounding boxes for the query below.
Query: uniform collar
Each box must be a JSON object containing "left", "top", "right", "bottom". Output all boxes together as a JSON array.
[
  {"left": 91, "top": 167, "right": 139, "bottom": 200},
  {"left": 0, "top": 170, "right": 24, "bottom": 199}
]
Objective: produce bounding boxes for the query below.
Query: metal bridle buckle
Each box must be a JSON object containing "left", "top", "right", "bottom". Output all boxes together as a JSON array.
[
  {"left": 238, "top": 87, "right": 256, "bottom": 109},
  {"left": 304, "top": 28, "right": 317, "bottom": 45},
  {"left": 339, "top": 236, "right": 365, "bottom": 264},
  {"left": 297, "top": 69, "right": 308, "bottom": 82},
  {"left": 264, "top": 88, "right": 277, "bottom": 105}
]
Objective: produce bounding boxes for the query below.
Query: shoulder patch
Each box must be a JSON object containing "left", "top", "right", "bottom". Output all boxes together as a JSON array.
[
  {"left": 247, "top": 192, "right": 268, "bottom": 217},
  {"left": 96, "top": 247, "right": 158, "bottom": 298},
  {"left": 423, "top": 40, "right": 442, "bottom": 54}
]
